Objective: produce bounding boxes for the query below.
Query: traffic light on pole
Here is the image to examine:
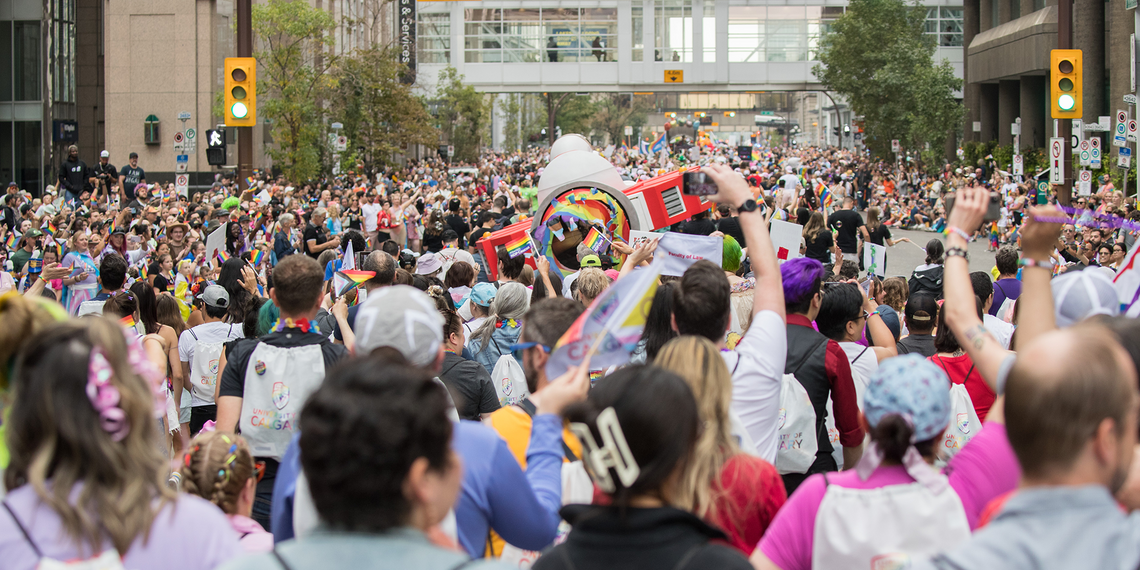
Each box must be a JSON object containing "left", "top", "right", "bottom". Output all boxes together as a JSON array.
[
  {"left": 224, "top": 57, "right": 257, "bottom": 127},
  {"left": 1050, "top": 49, "right": 1082, "bottom": 119},
  {"left": 205, "top": 129, "right": 227, "bottom": 166}
]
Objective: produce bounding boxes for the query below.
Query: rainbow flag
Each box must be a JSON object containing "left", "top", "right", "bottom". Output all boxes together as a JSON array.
[
  {"left": 248, "top": 250, "right": 266, "bottom": 266},
  {"left": 42, "top": 222, "right": 56, "bottom": 236},
  {"left": 332, "top": 269, "right": 375, "bottom": 297},
  {"left": 751, "top": 147, "right": 760, "bottom": 162},
  {"left": 505, "top": 234, "right": 532, "bottom": 259},
  {"left": 819, "top": 185, "right": 834, "bottom": 209},
  {"left": 138, "top": 264, "right": 148, "bottom": 279},
  {"left": 251, "top": 212, "right": 264, "bottom": 230},
  {"left": 216, "top": 251, "right": 230, "bottom": 264},
  {"left": 120, "top": 315, "right": 137, "bottom": 329},
  {"left": 582, "top": 227, "right": 608, "bottom": 253},
  {"left": 5, "top": 234, "right": 17, "bottom": 248}
]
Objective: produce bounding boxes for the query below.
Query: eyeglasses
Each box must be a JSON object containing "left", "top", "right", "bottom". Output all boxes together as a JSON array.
[{"left": 509, "top": 341, "right": 551, "bottom": 359}]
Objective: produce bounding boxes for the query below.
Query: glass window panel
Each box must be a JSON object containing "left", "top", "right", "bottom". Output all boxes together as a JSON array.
[
  {"left": 632, "top": 6, "right": 644, "bottom": 61},
  {"left": 582, "top": 8, "right": 616, "bottom": 20},
  {"left": 768, "top": 7, "right": 806, "bottom": 19},
  {"left": 823, "top": 7, "right": 845, "bottom": 18},
  {"left": 503, "top": 8, "right": 541, "bottom": 22},
  {"left": 465, "top": 9, "right": 501, "bottom": 22},
  {"left": 543, "top": 8, "right": 580, "bottom": 21},
  {"left": 15, "top": 21, "right": 41, "bottom": 101},
  {"left": 0, "top": 23, "right": 11, "bottom": 102},
  {"left": 0, "top": 122, "right": 11, "bottom": 185},
  {"left": 15, "top": 122, "right": 41, "bottom": 193},
  {"left": 703, "top": 0, "right": 716, "bottom": 62}
]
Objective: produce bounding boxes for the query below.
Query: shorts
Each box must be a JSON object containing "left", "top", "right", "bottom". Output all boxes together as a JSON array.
[{"left": 178, "top": 388, "right": 191, "bottom": 425}]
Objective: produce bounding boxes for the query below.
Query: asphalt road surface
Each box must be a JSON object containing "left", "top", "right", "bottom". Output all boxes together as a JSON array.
[{"left": 867, "top": 225, "right": 999, "bottom": 278}]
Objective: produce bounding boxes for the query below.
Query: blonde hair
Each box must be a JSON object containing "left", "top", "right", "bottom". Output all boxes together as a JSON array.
[
  {"left": 654, "top": 336, "right": 738, "bottom": 521},
  {"left": 575, "top": 268, "right": 611, "bottom": 305},
  {"left": 179, "top": 431, "right": 255, "bottom": 514}
]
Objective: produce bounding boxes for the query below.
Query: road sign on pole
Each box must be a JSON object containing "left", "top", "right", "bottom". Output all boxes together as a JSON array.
[
  {"left": 1072, "top": 119, "right": 1083, "bottom": 154},
  {"left": 1129, "top": 120, "right": 1138, "bottom": 143},
  {"left": 1121, "top": 147, "right": 1134, "bottom": 169},
  {"left": 1050, "top": 138, "right": 1065, "bottom": 184},
  {"left": 175, "top": 154, "right": 189, "bottom": 173},
  {"left": 1080, "top": 140, "right": 1091, "bottom": 165},
  {"left": 175, "top": 173, "right": 189, "bottom": 198},
  {"left": 335, "top": 136, "right": 347, "bottom": 152},
  {"left": 1078, "top": 170, "right": 1092, "bottom": 195},
  {"left": 1012, "top": 154, "right": 1024, "bottom": 175},
  {"left": 1116, "top": 110, "right": 1130, "bottom": 147}
]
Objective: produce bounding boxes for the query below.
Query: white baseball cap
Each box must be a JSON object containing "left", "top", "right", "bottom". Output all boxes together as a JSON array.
[{"left": 100, "top": 150, "right": 110, "bottom": 158}]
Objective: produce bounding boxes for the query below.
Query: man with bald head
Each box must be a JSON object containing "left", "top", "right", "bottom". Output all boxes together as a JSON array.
[
  {"left": 918, "top": 324, "right": 1140, "bottom": 570},
  {"left": 333, "top": 250, "right": 396, "bottom": 344}
]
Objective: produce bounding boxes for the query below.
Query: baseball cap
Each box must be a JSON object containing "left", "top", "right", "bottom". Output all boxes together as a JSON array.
[
  {"left": 129, "top": 152, "right": 138, "bottom": 159},
  {"left": 470, "top": 282, "right": 497, "bottom": 307},
  {"left": 581, "top": 254, "right": 602, "bottom": 268},
  {"left": 904, "top": 293, "right": 939, "bottom": 324},
  {"left": 199, "top": 284, "right": 231, "bottom": 309},
  {"left": 415, "top": 252, "right": 443, "bottom": 275},
  {"left": 874, "top": 304, "right": 902, "bottom": 342},
  {"left": 100, "top": 150, "right": 110, "bottom": 158},
  {"left": 353, "top": 285, "right": 444, "bottom": 367},
  {"left": 863, "top": 354, "right": 951, "bottom": 442},
  {"left": 1052, "top": 268, "right": 1120, "bottom": 328}
]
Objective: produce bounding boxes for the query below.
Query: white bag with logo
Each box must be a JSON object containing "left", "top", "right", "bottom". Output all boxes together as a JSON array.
[
  {"left": 776, "top": 373, "right": 819, "bottom": 475},
  {"left": 937, "top": 383, "right": 982, "bottom": 466},
  {"left": 491, "top": 354, "right": 530, "bottom": 407}
]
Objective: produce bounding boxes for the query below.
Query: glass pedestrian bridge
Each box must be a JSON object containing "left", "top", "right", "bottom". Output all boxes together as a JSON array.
[{"left": 415, "top": 0, "right": 963, "bottom": 92}]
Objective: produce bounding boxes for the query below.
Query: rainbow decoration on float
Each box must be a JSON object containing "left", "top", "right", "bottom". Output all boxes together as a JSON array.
[{"left": 531, "top": 187, "right": 630, "bottom": 276}]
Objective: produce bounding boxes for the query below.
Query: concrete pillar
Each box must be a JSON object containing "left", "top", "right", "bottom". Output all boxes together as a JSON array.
[
  {"left": 980, "top": 83, "right": 1000, "bottom": 143},
  {"left": 997, "top": 0, "right": 1011, "bottom": 27},
  {"left": 963, "top": 0, "right": 981, "bottom": 142},
  {"left": 979, "top": 0, "right": 993, "bottom": 31},
  {"left": 998, "top": 80, "right": 1019, "bottom": 145},
  {"left": 1020, "top": 75, "right": 1047, "bottom": 149},
  {"left": 1072, "top": 0, "right": 1104, "bottom": 123}
]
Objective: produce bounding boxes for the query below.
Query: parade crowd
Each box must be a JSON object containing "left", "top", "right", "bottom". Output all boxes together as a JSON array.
[{"left": 0, "top": 138, "right": 1138, "bottom": 570}]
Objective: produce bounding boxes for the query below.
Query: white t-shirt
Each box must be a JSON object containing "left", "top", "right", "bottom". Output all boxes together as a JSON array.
[
  {"left": 361, "top": 203, "right": 383, "bottom": 232},
  {"left": 178, "top": 321, "right": 244, "bottom": 406},
  {"left": 839, "top": 341, "right": 877, "bottom": 401},
  {"left": 719, "top": 309, "right": 788, "bottom": 464},
  {"left": 983, "top": 313, "right": 1015, "bottom": 350}
]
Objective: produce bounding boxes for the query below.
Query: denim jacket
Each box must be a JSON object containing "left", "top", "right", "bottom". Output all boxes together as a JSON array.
[{"left": 470, "top": 322, "right": 522, "bottom": 375}]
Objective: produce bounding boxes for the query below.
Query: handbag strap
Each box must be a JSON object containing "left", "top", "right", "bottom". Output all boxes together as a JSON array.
[{"left": 3, "top": 501, "right": 43, "bottom": 558}]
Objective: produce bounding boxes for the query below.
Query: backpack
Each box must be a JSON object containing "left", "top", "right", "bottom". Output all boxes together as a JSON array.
[
  {"left": 933, "top": 358, "right": 983, "bottom": 466},
  {"left": 491, "top": 354, "right": 530, "bottom": 407},
  {"left": 776, "top": 338, "right": 829, "bottom": 475},
  {"left": 186, "top": 325, "right": 234, "bottom": 405}
]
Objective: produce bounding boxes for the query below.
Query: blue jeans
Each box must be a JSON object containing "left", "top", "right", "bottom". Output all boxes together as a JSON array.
[{"left": 253, "top": 475, "right": 275, "bottom": 532}]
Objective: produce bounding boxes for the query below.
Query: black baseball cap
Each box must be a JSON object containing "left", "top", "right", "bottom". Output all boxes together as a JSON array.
[{"left": 904, "top": 293, "right": 939, "bottom": 324}]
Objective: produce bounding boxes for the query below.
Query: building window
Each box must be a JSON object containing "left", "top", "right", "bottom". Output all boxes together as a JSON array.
[
  {"left": 926, "top": 7, "right": 964, "bottom": 47},
  {"left": 1011, "top": 0, "right": 1021, "bottom": 20},
  {"left": 418, "top": 12, "right": 450, "bottom": 64},
  {"left": 702, "top": 0, "right": 716, "bottom": 63},
  {"left": 0, "top": 122, "right": 43, "bottom": 192},
  {"left": 655, "top": 0, "right": 692, "bottom": 62},
  {"left": 632, "top": 6, "right": 644, "bottom": 61},
  {"left": 52, "top": 0, "right": 76, "bottom": 103},
  {"left": 1033, "top": 0, "right": 1045, "bottom": 12},
  {"left": 144, "top": 115, "right": 160, "bottom": 145},
  {"left": 462, "top": 7, "right": 616, "bottom": 64},
  {"left": 2, "top": 21, "right": 42, "bottom": 102},
  {"left": 727, "top": 7, "right": 764, "bottom": 63}
]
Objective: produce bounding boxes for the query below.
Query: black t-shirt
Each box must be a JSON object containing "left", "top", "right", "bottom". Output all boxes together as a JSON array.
[
  {"left": 896, "top": 333, "right": 937, "bottom": 357},
  {"left": 438, "top": 352, "right": 502, "bottom": 420},
  {"left": 445, "top": 214, "right": 471, "bottom": 249},
  {"left": 153, "top": 273, "right": 171, "bottom": 293},
  {"left": 119, "top": 165, "right": 145, "bottom": 196},
  {"left": 302, "top": 223, "right": 329, "bottom": 258},
  {"left": 867, "top": 223, "right": 891, "bottom": 246},
  {"left": 58, "top": 158, "right": 89, "bottom": 194},
  {"left": 827, "top": 209, "right": 864, "bottom": 253},
  {"left": 803, "top": 230, "right": 833, "bottom": 263},
  {"left": 470, "top": 227, "right": 492, "bottom": 248},
  {"left": 92, "top": 162, "right": 117, "bottom": 188},
  {"left": 716, "top": 216, "right": 745, "bottom": 247},
  {"left": 345, "top": 207, "right": 363, "bottom": 231},
  {"left": 681, "top": 218, "right": 717, "bottom": 236}
]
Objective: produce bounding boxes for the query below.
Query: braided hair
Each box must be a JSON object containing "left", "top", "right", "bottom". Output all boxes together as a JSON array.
[{"left": 178, "top": 431, "right": 256, "bottom": 515}]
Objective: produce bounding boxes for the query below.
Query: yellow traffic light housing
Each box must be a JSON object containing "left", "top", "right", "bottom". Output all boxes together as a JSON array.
[
  {"left": 224, "top": 57, "right": 257, "bottom": 127},
  {"left": 1050, "top": 49, "right": 1082, "bottom": 119}
]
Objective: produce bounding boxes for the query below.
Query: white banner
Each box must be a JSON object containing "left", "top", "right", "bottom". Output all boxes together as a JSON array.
[
  {"left": 863, "top": 242, "right": 887, "bottom": 276},
  {"left": 654, "top": 232, "right": 723, "bottom": 277}
]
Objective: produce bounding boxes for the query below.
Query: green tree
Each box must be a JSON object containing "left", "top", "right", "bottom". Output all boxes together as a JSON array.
[
  {"left": 812, "top": 0, "right": 963, "bottom": 158},
  {"left": 501, "top": 94, "right": 546, "bottom": 150},
  {"left": 331, "top": 46, "right": 438, "bottom": 173},
  {"left": 253, "top": 0, "right": 337, "bottom": 182},
  {"left": 590, "top": 93, "right": 650, "bottom": 145},
  {"left": 436, "top": 67, "right": 491, "bottom": 162}
]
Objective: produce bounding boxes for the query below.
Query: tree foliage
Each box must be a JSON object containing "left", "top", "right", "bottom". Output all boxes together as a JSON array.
[
  {"left": 253, "top": 0, "right": 337, "bottom": 182},
  {"left": 501, "top": 94, "right": 546, "bottom": 150},
  {"left": 435, "top": 67, "right": 491, "bottom": 162},
  {"left": 590, "top": 94, "right": 650, "bottom": 145},
  {"left": 812, "top": 0, "right": 963, "bottom": 158},
  {"left": 330, "top": 46, "right": 438, "bottom": 174}
]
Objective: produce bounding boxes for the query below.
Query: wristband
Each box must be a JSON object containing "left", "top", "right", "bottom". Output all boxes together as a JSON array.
[
  {"left": 1018, "top": 258, "right": 1055, "bottom": 271},
  {"left": 942, "top": 226, "right": 972, "bottom": 242},
  {"left": 945, "top": 247, "right": 969, "bottom": 261}
]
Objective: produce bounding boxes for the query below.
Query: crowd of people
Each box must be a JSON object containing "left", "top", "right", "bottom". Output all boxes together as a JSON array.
[{"left": 0, "top": 137, "right": 1139, "bottom": 570}]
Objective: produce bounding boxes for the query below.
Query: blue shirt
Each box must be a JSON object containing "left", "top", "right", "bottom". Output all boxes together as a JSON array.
[{"left": 274, "top": 231, "right": 296, "bottom": 261}]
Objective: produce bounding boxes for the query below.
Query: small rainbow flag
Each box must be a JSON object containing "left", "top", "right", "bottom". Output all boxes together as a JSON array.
[
  {"left": 505, "top": 234, "right": 532, "bottom": 259},
  {"left": 819, "top": 185, "right": 834, "bottom": 209},
  {"left": 216, "top": 251, "right": 230, "bottom": 264},
  {"left": 582, "top": 227, "right": 609, "bottom": 253},
  {"left": 42, "top": 222, "right": 56, "bottom": 236},
  {"left": 138, "top": 264, "right": 148, "bottom": 279},
  {"left": 120, "top": 315, "right": 137, "bottom": 329},
  {"left": 333, "top": 269, "right": 375, "bottom": 297},
  {"left": 5, "top": 233, "right": 18, "bottom": 248},
  {"left": 248, "top": 250, "right": 266, "bottom": 266}
]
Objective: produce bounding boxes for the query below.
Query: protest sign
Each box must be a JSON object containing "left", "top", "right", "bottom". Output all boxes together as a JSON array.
[
  {"left": 654, "top": 232, "right": 722, "bottom": 276},
  {"left": 627, "top": 230, "right": 661, "bottom": 249},
  {"left": 769, "top": 219, "right": 803, "bottom": 263},
  {"left": 864, "top": 242, "right": 887, "bottom": 276},
  {"left": 204, "top": 224, "right": 226, "bottom": 267}
]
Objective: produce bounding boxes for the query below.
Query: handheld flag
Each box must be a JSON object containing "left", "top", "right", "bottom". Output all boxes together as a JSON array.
[
  {"left": 41, "top": 221, "right": 56, "bottom": 236},
  {"left": 582, "top": 227, "right": 610, "bottom": 253},
  {"left": 248, "top": 250, "right": 266, "bottom": 267},
  {"left": 216, "top": 251, "right": 230, "bottom": 264},
  {"left": 649, "top": 132, "right": 666, "bottom": 155},
  {"left": 505, "top": 234, "right": 533, "bottom": 259},
  {"left": 332, "top": 269, "right": 375, "bottom": 297},
  {"left": 5, "top": 234, "right": 17, "bottom": 249},
  {"left": 341, "top": 239, "right": 356, "bottom": 271}
]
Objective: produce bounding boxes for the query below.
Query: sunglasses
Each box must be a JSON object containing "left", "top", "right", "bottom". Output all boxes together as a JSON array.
[{"left": 509, "top": 341, "right": 551, "bottom": 360}]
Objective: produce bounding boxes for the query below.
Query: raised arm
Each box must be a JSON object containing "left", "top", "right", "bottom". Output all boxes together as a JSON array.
[
  {"left": 1010, "top": 205, "right": 1062, "bottom": 348},
  {"left": 703, "top": 164, "right": 784, "bottom": 321}
]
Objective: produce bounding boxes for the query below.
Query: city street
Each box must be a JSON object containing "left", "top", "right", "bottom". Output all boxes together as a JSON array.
[{"left": 872, "top": 224, "right": 999, "bottom": 277}]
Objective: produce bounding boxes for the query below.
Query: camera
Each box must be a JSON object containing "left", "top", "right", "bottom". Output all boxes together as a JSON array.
[{"left": 682, "top": 171, "right": 718, "bottom": 196}]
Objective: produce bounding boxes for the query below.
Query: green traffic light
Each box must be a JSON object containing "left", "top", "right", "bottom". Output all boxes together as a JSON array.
[
  {"left": 231, "top": 102, "right": 249, "bottom": 119},
  {"left": 1058, "top": 94, "right": 1076, "bottom": 111}
]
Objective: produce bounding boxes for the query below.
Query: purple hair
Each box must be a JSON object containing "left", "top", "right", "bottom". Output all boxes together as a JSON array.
[{"left": 781, "top": 257, "right": 826, "bottom": 305}]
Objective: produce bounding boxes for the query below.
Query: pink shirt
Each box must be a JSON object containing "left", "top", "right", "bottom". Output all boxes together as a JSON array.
[
  {"left": 758, "top": 423, "right": 1020, "bottom": 570},
  {"left": 228, "top": 514, "right": 274, "bottom": 553}
]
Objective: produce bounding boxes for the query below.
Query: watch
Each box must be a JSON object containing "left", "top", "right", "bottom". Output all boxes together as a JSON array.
[{"left": 738, "top": 199, "right": 759, "bottom": 213}]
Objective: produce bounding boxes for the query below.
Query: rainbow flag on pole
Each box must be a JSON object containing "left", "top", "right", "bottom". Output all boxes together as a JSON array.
[
  {"left": 41, "top": 221, "right": 56, "bottom": 236},
  {"left": 819, "top": 185, "right": 834, "bottom": 209},
  {"left": 332, "top": 269, "right": 375, "bottom": 297},
  {"left": 248, "top": 250, "right": 266, "bottom": 267},
  {"left": 5, "top": 233, "right": 17, "bottom": 249},
  {"left": 216, "top": 251, "right": 231, "bottom": 264},
  {"left": 582, "top": 227, "right": 609, "bottom": 253},
  {"left": 505, "top": 234, "right": 532, "bottom": 259}
]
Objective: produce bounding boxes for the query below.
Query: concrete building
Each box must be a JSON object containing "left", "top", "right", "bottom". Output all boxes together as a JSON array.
[{"left": 963, "top": 0, "right": 1136, "bottom": 150}]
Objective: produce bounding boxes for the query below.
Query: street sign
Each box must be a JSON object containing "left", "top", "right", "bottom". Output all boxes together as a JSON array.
[
  {"left": 1115, "top": 110, "right": 1129, "bottom": 147},
  {"left": 1127, "top": 94, "right": 1139, "bottom": 105},
  {"left": 173, "top": 131, "right": 185, "bottom": 152},
  {"left": 664, "top": 70, "right": 683, "bottom": 83},
  {"left": 1078, "top": 170, "right": 1092, "bottom": 195},
  {"left": 175, "top": 154, "right": 188, "bottom": 173},
  {"left": 447, "top": 145, "right": 455, "bottom": 157},
  {"left": 1121, "top": 147, "right": 1133, "bottom": 169},
  {"left": 175, "top": 173, "right": 189, "bottom": 198},
  {"left": 183, "top": 136, "right": 196, "bottom": 154},
  {"left": 330, "top": 122, "right": 343, "bottom": 130},
  {"left": 891, "top": 139, "right": 900, "bottom": 153},
  {"left": 1085, "top": 116, "right": 1112, "bottom": 131},
  {"left": 1050, "top": 138, "right": 1065, "bottom": 184},
  {"left": 1012, "top": 154, "right": 1024, "bottom": 175},
  {"left": 1091, "top": 146, "right": 1102, "bottom": 168},
  {"left": 624, "top": 126, "right": 633, "bottom": 136},
  {"left": 1129, "top": 120, "right": 1138, "bottom": 143},
  {"left": 185, "top": 128, "right": 196, "bottom": 140},
  {"left": 972, "top": 121, "right": 981, "bottom": 132},
  {"left": 1072, "top": 119, "right": 1083, "bottom": 154},
  {"left": 178, "top": 111, "right": 192, "bottom": 121},
  {"left": 1080, "top": 140, "right": 1091, "bottom": 165},
  {"left": 1091, "top": 136, "right": 1101, "bottom": 150},
  {"left": 335, "top": 136, "right": 347, "bottom": 152}
]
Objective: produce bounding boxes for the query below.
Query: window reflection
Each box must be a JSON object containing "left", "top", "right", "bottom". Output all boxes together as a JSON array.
[{"left": 458, "top": 7, "right": 617, "bottom": 63}]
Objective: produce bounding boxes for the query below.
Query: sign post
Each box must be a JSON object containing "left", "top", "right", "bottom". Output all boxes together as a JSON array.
[
  {"left": 1012, "top": 153, "right": 1024, "bottom": 176},
  {"left": 1078, "top": 170, "right": 1092, "bottom": 196},
  {"left": 1050, "top": 138, "right": 1065, "bottom": 185}
]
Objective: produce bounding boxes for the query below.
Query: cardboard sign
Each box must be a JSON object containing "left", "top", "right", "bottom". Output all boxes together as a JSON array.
[
  {"left": 654, "top": 232, "right": 722, "bottom": 277},
  {"left": 769, "top": 219, "right": 804, "bottom": 264}
]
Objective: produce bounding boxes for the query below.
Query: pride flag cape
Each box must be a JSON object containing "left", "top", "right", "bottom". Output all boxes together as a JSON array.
[{"left": 505, "top": 234, "right": 532, "bottom": 259}]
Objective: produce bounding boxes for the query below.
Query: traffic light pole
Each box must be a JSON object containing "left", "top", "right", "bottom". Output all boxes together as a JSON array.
[
  {"left": 1057, "top": 0, "right": 1072, "bottom": 206},
  {"left": 237, "top": 0, "right": 253, "bottom": 195}
]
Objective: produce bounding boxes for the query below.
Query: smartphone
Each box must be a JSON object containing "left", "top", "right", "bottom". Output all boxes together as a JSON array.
[
  {"left": 944, "top": 191, "right": 1002, "bottom": 222},
  {"left": 683, "top": 171, "right": 718, "bottom": 196}
]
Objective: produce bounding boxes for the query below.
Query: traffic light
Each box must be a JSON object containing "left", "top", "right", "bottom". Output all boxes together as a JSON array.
[
  {"left": 1050, "top": 49, "right": 1082, "bottom": 119},
  {"left": 833, "top": 127, "right": 841, "bottom": 139},
  {"left": 843, "top": 125, "right": 851, "bottom": 136},
  {"left": 205, "top": 129, "right": 227, "bottom": 166},
  {"left": 224, "top": 57, "right": 257, "bottom": 127}
]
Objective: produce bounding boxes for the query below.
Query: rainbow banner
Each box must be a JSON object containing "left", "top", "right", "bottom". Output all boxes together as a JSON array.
[
  {"left": 249, "top": 250, "right": 266, "bottom": 266},
  {"left": 505, "top": 234, "right": 532, "bottom": 259},
  {"left": 582, "top": 227, "right": 608, "bottom": 253},
  {"left": 5, "top": 234, "right": 17, "bottom": 248}
]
